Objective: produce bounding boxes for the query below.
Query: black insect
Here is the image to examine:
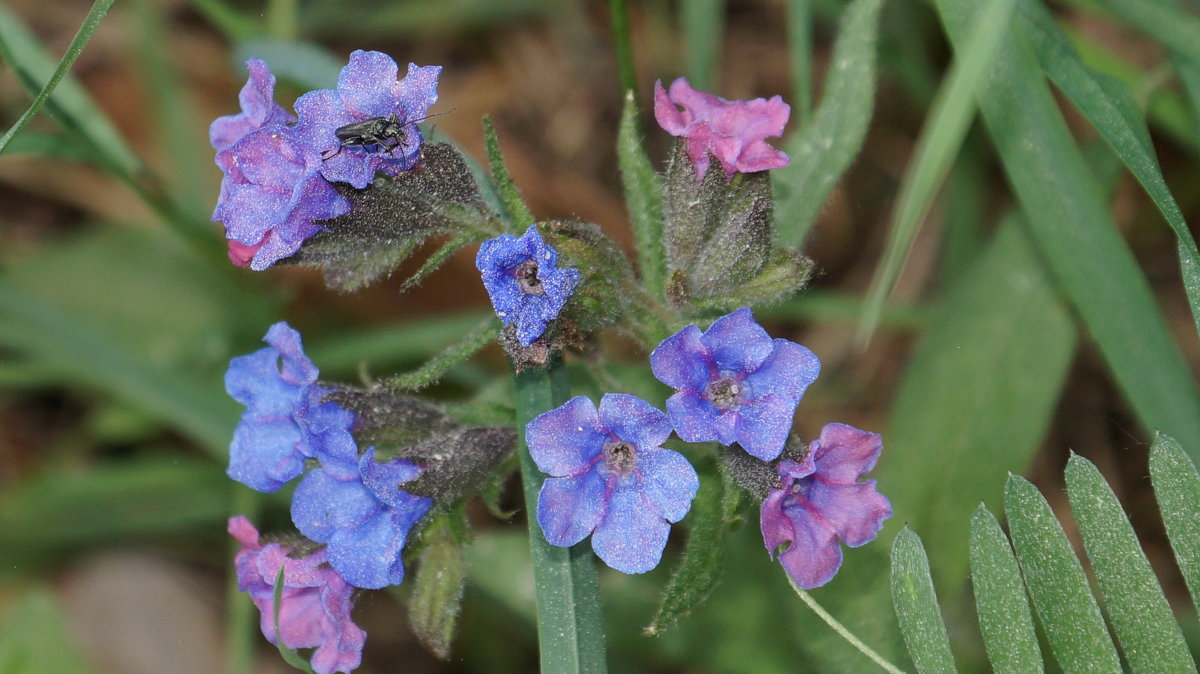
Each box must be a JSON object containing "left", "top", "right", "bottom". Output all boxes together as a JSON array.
[{"left": 321, "top": 113, "right": 414, "bottom": 161}]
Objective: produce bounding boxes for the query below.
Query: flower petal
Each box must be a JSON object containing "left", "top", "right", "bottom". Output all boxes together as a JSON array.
[
  {"left": 745, "top": 338, "right": 820, "bottom": 402},
  {"left": 733, "top": 392, "right": 796, "bottom": 461},
  {"left": 702, "top": 307, "right": 774, "bottom": 375},
  {"left": 770, "top": 499, "right": 843, "bottom": 590},
  {"left": 666, "top": 391, "right": 736, "bottom": 445},
  {"left": 636, "top": 447, "right": 699, "bottom": 522},
  {"left": 598, "top": 393, "right": 672, "bottom": 450},
  {"left": 807, "top": 478, "right": 892, "bottom": 548},
  {"left": 649, "top": 324, "right": 711, "bottom": 391},
  {"left": 811, "top": 423, "right": 883, "bottom": 483},
  {"left": 591, "top": 486, "right": 672, "bottom": 574},
  {"left": 291, "top": 468, "right": 380, "bottom": 543},
  {"left": 325, "top": 510, "right": 407, "bottom": 589},
  {"left": 336, "top": 50, "right": 400, "bottom": 117},
  {"left": 536, "top": 471, "right": 606, "bottom": 547},
  {"left": 526, "top": 396, "right": 605, "bottom": 476}
]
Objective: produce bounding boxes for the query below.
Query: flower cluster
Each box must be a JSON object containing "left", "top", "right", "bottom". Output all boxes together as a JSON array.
[
  {"left": 526, "top": 306, "right": 889, "bottom": 587},
  {"left": 229, "top": 516, "right": 365, "bottom": 674},
  {"left": 654, "top": 77, "right": 790, "bottom": 179},
  {"left": 211, "top": 51, "right": 441, "bottom": 270}
]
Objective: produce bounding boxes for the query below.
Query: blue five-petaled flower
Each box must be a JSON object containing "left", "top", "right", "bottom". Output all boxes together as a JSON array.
[
  {"left": 527, "top": 394, "right": 699, "bottom": 574},
  {"left": 650, "top": 307, "right": 820, "bottom": 461},
  {"left": 477, "top": 225, "right": 581, "bottom": 347}
]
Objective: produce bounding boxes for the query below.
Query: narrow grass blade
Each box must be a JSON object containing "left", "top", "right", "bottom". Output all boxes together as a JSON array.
[
  {"left": 1018, "top": 0, "right": 1200, "bottom": 338},
  {"left": 0, "top": 0, "right": 116, "bottom": 155},
  {"left": 891, "top": 527, "right": 957, "bottom": 673},
  {"left": 883, "top": 221, "right": 1074, "bottom": 587},
  {"left": 608, "top": 0, "right": 637, "bottom": 103},
  {"left": 1077, "top": 0, "right": 1200, "bottom": 71},
  {"left": 273, "top": 568, "right": 318, "bottom": 673},
  {"left": 1004, "top": 475, "right": 1121, "bottom": 672},
  {"left": 1064, "top": 453, "right": 1195, "bottom": 671},
  {"left": 514, "top": 365, "right": 607, "bottom": 673},
  {"left": 857, "top": 0, "right": 1015, "bottom": 346},
  {"left": 0, "top": 4, "right": 139, "bottom": 174},
  {"left": 934, "top": 0, "right": 1200, "bottom": 457},
  {"left": 482, "top": 116, "right": 535, "bottom": 232},
  {"left": 786, "top": 0, "right": 814, "bottom": 124},
  {"left": 617, "top": 92, "right": 666, "bottom": 298},
  {"left": 1149, "top": 431, "right": 1200, "bottom": 610},
  {"left": 773, "top": 0, "right": 882, "bottom": 248},
  {"left": 682, "top": 0, "right": 723, "bottom": 91},
  {"left": 385, "top": 318, "right": 500, "bottom": 390},
  {"left": 969, "top": 506, "right": 1043, "bottom": 674}
]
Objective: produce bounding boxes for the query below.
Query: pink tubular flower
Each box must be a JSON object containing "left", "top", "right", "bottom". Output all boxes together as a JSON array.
[
  {"left": 229, "top": 516, "right": 366, "bottom": 674},
  {"left": 760, "top": 423, "right": 892, "bottom": 589},
  {"left": 654, "top": 77, "right": 790, "bottom": 179}
]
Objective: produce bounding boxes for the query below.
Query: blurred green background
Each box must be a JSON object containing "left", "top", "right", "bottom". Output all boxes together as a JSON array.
[{"left": 3, "top": 0, "right": 1200, "bottom": 671}]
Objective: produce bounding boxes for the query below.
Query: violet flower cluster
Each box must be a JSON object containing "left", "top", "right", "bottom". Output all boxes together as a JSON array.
[
  {"left": 525, "top": 305, "right": 890, "bottom": 587},
  {"left": 210, "top": 51, "right": 441, "bottom": 270},
  {"left": 225, "top": 322, "right": 432, "bottom": 672},
  {"left": 477, "top": 225, "right": 581, "bottom": 347}
]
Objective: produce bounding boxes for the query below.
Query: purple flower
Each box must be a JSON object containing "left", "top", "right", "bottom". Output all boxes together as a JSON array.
[
  {"left": 295, "top": 51, "right": 441, "bottom": 188},
  {"left": 226, "top": 322, "right": 356, "bottom": 492},
  {"left": 291, "top": 447, "right": 433, "bottom": 589},
  {"left": 229, "top": 516, "right": 365, "bottom": 674},
  {"left": 528, "top": 394, "right": 699, "bottom": 574},
  {"left": 213, "top": 125, "right": 351, "bottom": 270},
  {"left": 654, "top": 77, "right": 790, "bottom": 179},
  {"left": 210, "top": 59, "right": 296, "bottom": 152},
  {"left": 650, "top": 307, "right": 820, "bottom": 461},
  {"left": 476, "top": 225, "right": 581, "bottom": 347},
  {"left": 760, "top": 423, "right": 892, "bottom": 589}
]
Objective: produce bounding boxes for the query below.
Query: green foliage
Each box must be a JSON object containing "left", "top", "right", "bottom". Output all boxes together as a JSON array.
[
  {"left": 616, "top": 93, "right": 666, "bottom": 299},
  {"left": 0, "top": 588, "right": 96, "bottom": 674},
  {"left": 482, "top": 116, "right": 535, "bottom": 232},
  {"left": 890, "top": 528, "right": 957, "bottom": 673},
  {"left": 385, "top": 317, "right": 501, "bottom": 390},
  {"left": 968, "top": 508, "right": 1042, "bottom": 674},
  {"left": 408, "top": 519, "right": 469, "bottom": 660},
  {"left": 1151, "top": 432, "right": 1200, "bottom": 609}
]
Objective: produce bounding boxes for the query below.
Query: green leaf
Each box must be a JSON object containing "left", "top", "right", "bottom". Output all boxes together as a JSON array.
[
  {"left": 0, "top": 0, "right": 114, "bottom": 155},
  {"left": 883, "top": 221, "right": 1074, "bottom": 587},
  {"left": 646, "top": 463, "right": 727, "bottom": 635},
  {"left": 1004, "top": 475, "right": 1121, "bottom": 672},
  {"left": 513, "top": 365, "right": 607, "bottom": 673},
  {"left": 1064, "top": 453, "right": 1195, "bottom": 671},
  {"left": 786, "top": 0, "right": 814, "bottom": 123},
  {"left": 968, "top": 506, "right": 1043, "bottom": 674},
  {"left": 0, "top": 2, "right": 138, "bottom": 175},
  {"left": 1017, "top": 0, "right": 1200, "bottom": 338},
  {"left": 0, "top": 588, "right": 96, "bottom": 674},
  {"left": 890, "top": 528, "right": 957, "bottom": 673},
  {"left": 933, "top": 0, "right": 1200, "bottom": 458},
  {"left": 857, "top": 0, "right": 1016, "bottom": 345},
  {"left": 1079, "top": 0, "right": 1200, "bottom": 72},
  {"left": 1149, "top": 431, "right": 1200, "bottom": 611},
  {"left": 272, "top": 568, "right": 318, "bottom": 673},
  {"left": 408, "top": 522, "right": 468, "bottom": 659},
  {"left": 773, "top": 0, "right": 882, "bottom": 248},
  {"left": 482, "top": 116, "right": 535, "bottom": 232},
  {"left": 616, "top": 92, "right": 666, "bottom": 299}
]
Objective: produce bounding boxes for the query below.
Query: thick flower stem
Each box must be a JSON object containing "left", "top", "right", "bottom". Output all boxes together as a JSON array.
[{"left": 514, "top": 362, "right": 609, "bottom": 673}]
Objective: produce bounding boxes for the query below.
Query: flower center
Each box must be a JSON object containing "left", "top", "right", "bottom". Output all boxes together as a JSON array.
[
  {"left": 705, "top": 376, "right": 742, "bottom": 409},
  {"left": 515, "top": 259, "right": 545, "bottom": 295},
  {"left": 603, "top": 440, "right": 637, "bottom": 475}
]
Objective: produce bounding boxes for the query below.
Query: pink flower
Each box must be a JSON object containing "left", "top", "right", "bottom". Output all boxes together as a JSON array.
[
  {"left": 760, "top": 423, "right": 892, "bottom": 589},
  {"left": 229, "top": 516, "right": 365, "bottom": 674},
  {"left": 654, "top": 77, "right": 790, "bottom": 179}
]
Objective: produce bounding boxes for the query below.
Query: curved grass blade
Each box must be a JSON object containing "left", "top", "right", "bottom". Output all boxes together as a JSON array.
[
  {"left": 1064, "top": 453, "right": 1195, "bottom": 671},
  {"left": 1004, "top": 475, "right": 1121, "bottom": 672},
  {"left": 0, "top": 4, "right": 139, "bottom": 173},
  {"left": 883, "top": 221, "right": 1074, "bottom": 587},
  {"left": 617, "top": 92, "right": 666, "bottom": 298},
  {"left": 1149, "top": 431, "right": 1200, "bottom": 610},
  {"left": 0, "top": 0, "right": 116, "bottom": 155},
  {"left": 682, "top": 0, "right": 723, "bottom": 91},
  {"left": 385, "top": 317, "right": 500, "bottom": 391},
  {"left": 272, "top": 568, "right": 318, "bottom": 673},
  {"left": 933, "top": 0, "right": 1200, "bottom": 457},
  {"left": 514, "top": 365, "right": 607, "bottom": 673},
  {"left": 1018, "top": 0, "right": 1200, "bottom": 338},
  {"left": 1076, "top": 0, "right": 1200, "bottom": 72},
  {"left": 857, "top": 0, "right": 1016, "bottom": 346},
  {"left": 969, "top": 506, "right": 1043, "bottom": 674},
  {"left": 891, "top": 527, "right": 957, "bottom": 673},
  {"left": 786, "top": 0, "right": 814, "bottom": 124},
  {"left": 773, "top": 0, "right": 882, "bottom": 248}
]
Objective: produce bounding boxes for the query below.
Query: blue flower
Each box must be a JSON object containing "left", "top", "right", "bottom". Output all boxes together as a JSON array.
[
  {"left": 213, "top": 126, "right": 351, "bottom": 270},
  {"left": 649, "top": 307, "right": 820, "bottom": 461},
  {"left": 760, "top": 423, "right": 892, "bottom": 589},
  {"left": 476, "top": 225, "right": 581, "bottom": 347},
  {"left": 291, "top": 447, "right": 433, "bottom": 589},
  {"left": 295, "top": 51, "right": 441, "bottom": 189},
  {"left": 209, "top": 59, "right": 296, "bottom": 152},
  {"left": 225, "top": 322, "right": 355, "bottom": 492},
  {"left": 527, "top": 394, "right": 699, "bottom": 574}
]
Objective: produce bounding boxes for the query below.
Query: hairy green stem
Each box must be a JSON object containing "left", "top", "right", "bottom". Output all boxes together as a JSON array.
[
  {"left": 515, "top": 363, "right": 608, "bottom": 673},
  {"left": 790, "top": 579, "right": 907, "bottom": 674}
]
